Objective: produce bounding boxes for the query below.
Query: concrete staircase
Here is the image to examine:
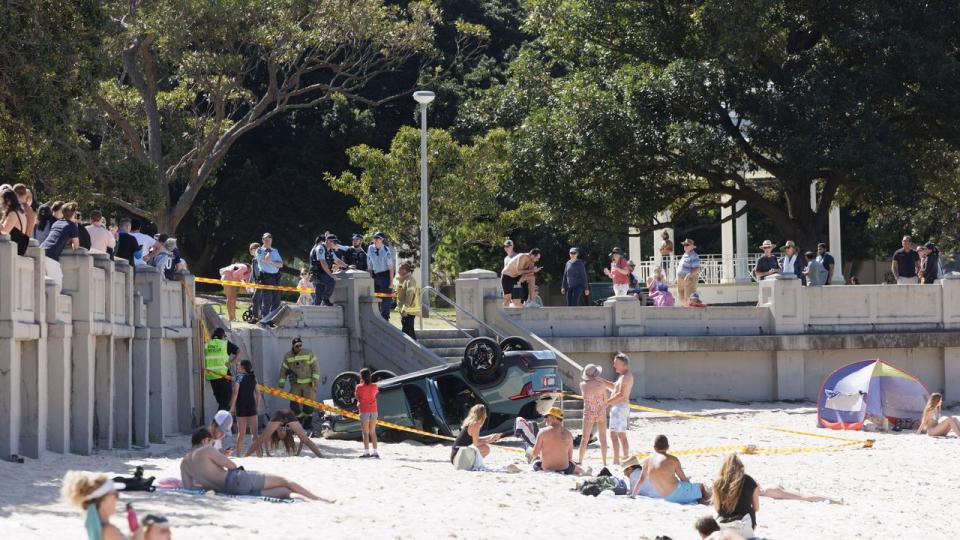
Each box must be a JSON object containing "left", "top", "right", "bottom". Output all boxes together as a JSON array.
[
  {"left": 417, "top": 328, "right": 478, "bottom": 364},
  {"left": 561, "top": 395, "right": 585, "bottom": 432}
]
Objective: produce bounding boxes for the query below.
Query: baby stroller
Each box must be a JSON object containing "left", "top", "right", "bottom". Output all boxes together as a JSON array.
[{"left": 242, "top": 287, "right": 261, "bottom": 323}]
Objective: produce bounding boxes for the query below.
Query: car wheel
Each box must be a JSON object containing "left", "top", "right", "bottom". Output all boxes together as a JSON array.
[
  {"left": 371, "top": 369, "right": 397, "bottom": 383},
  {"left": 462, "top": 337, "right": 503, "bottom": 384},
  {"left": 331, "top": 371, "right": 361, "bottom": 409},
  {"left": 499, "top": 336, "right": 533, "bottom": 352}
]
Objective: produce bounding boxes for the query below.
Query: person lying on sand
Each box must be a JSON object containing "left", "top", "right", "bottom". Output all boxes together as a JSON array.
[
  {"left": 630, "top": 434, "right": 708, "bottom": 504},
  {"left": 529, "top": 407, "right": 591, "bottom": 476},
  {"left": 713, "top": 452, "right": 841, "bottom": 539},
  {"left": 182, "top": 427, "right": 331, "bottom": 502},
  {"left": 244, "top": 409, "right": 325, "bottom": 458}
]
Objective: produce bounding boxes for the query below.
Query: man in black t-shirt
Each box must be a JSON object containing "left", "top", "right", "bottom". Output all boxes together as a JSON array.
[
  {"left": 816, "top": 243, "right": 837, "bottom": 285},
  {"left": 891, "top": 235, "right": 921, "bottom": 284},
  {"left": 343, "top": 233, "right": 368, "bottom": 271},
  {"left": 115, "top": 218, "right": 141, "bottom": 267},
  {"left": 753, "top": 240, "right": 781, "bottom": 280}
]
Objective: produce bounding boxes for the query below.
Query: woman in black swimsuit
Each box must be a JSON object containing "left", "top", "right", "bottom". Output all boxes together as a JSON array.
[
  {"left": 245, "top": 409, "right": 325, "bottom": 458},
  {"left": 1, "top": 190, "right": 29, "bottom": 256},
  {"left": 449, "top": 404, "right": 502, "bottom": 464},
  {"left": 229, "top": 360, "right": 262, "bottom": 457}
]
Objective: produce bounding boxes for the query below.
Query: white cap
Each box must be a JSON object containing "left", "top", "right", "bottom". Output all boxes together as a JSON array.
[{"left": 214, "top": 410, "right": 233, "bottom": 432}]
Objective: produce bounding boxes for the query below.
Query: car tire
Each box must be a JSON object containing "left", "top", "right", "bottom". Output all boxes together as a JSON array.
[
  {"left": 499, "top": 336, "right": 533, "bottom": 352},
  {"left": 371, "top": 369, "right": 397, "bottom": 383},
  {"left": 331, "top": 371, "right": 361, "bottom": 409},
  {"left": 462, "top": 336, "right": 503, "bottom": 384}
]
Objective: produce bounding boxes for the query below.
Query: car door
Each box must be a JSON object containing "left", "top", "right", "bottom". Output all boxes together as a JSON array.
[{"left": 424, "top": 378, "right": 454, "bottom": 436}]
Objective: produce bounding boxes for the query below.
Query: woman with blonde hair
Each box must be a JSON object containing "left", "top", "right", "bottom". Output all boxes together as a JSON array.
[
  {"left": 713, "top": 453, "right": 759, "bottom": 538},
  {"left": 449, "top": 404, "right": 502, "bottom": 464},
  {"left": 61, "top": 470, "right": 126, "bottom": 539},
  {"left": 918, "top": 392, "right": 960, "bottom": 437}
]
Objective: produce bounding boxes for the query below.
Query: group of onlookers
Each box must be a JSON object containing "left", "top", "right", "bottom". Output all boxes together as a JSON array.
[
  {"left": 221, "top": 231, "right": 422, "bottom": 339},
  {"left": 890, "top": 235, "right": 943, "bottom": 284},
  {"left": 0, "top": 183, "right": 185, "bottom": 290},
  {"left": 751, "top": 239, "right": 836, "bottom": 286}
]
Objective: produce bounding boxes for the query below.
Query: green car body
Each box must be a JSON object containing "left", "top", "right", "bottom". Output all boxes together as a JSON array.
[{"left": 326, "top": 350, "right": 562, "bottom": 440}]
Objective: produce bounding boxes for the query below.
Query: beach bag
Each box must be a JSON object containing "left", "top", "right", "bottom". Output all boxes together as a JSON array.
[
  {"left": 453, "top": 446, "right": 484, "bottom": 471},
  {"left": 717, "top": 514, "right": 754, "bottom": 539},
  {"left": 113, "top": 466, "right": 156, "bottom": 492},
  {"left": 576, "top": 476, "right": 627, "bottom": 496}
]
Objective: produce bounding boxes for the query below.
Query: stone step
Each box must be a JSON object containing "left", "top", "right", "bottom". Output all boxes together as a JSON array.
[
  {"left": 416, "top": 328, "right": 478, "bottom": 340},
  {"left": 563, "top": 419, "right": 583, "bottom": 431},
  {"left": 429, "top": 347, "right": 467, "bottom": 358},
  {"left": 561, "top": 400, "right": 584, "bottom": 411},
  {"left": 418, "top": 337, "right": 474, "bottom": 348}
]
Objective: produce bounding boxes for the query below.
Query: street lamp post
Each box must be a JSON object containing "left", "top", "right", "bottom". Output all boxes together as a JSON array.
[{"left": 413, "top": 90, "right": 435, "bottom": 331}]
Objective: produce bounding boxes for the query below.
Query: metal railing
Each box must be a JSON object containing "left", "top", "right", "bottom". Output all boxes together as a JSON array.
[
  {"left": 633, "top": 253, "right": 769, "bottom": 284},
  {"left": 421, "top": 286, "right": 505, "bottom": 341}
]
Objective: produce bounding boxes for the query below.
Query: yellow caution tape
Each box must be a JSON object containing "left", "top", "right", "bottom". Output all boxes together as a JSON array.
[
  {"left": 562, "top": 393, "right": 872, "bottom": 446},
  {"left": 194, "top": 276, "right": 397, "bottom": 297},
  {"left": 209, "top": 370, "right": 523, "bottom": 453}
]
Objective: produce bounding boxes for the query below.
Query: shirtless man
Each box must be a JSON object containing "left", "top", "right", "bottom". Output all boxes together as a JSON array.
[
  {"left": 501, "top": 248, "right": 542, "bottom": 307},
  {"left": 529, "top": 407, "right": 590, "bottom": 475},
  {"left": 181, "top": 427, "right": 329, "bottom": 502},
  {"left": 630, "top": 435, "right": 707, "bottom": 504},
  {"left": 578, "top": 364, "right": 609, "bottom": 466},
  {"left": 605, "top": 353, "right": 634, "bottom": 465}
]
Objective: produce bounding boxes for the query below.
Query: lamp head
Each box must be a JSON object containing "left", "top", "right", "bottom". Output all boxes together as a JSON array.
[{"left": 413, "top": 90, "right": 435, "bottom": 105}]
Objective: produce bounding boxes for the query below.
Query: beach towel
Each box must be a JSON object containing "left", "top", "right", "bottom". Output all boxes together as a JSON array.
[
  {"left": 514, "top": 417, "right": 538, "bottom": 449},
  {"left": 156, "top": 486, "right": 297, "bottom": 504}
]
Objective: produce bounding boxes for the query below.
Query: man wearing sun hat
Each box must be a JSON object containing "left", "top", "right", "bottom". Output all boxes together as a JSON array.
[
  {"left": 529, "top": 406, "right": 591, "bottom": 476},
  {"left": 753, "top": 239, "right": 781, "bottom": 280},
  {"left": 676, "top": 238, "right": 701, "bottom": 306}
]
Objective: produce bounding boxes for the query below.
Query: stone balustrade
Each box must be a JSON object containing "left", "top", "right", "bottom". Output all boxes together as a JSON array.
[
  {"left": 455, "top": 269, "right": 960, "bottom": 403},
  {"left": 0, "top": 235, "right": 197, "bottom": 459}
]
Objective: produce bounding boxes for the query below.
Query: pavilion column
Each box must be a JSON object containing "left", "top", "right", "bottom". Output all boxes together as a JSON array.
[
  {"left": 734, "top": 200, "right": 750, "bottom": 282},
  {"left": 812, "top": 181, "right": 843, "bottom": 283},
  {"left": 628, "top": 227, "right": 642, "bottom": 266},
  {"left": 721, "top": 195, "right": 735, "bottom": 283},
  {"left": 829, "top": 205, "right": 844, "bottom": 283}
]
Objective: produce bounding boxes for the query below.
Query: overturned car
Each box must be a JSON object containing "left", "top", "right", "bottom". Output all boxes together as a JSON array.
[{"left": 324, "top": 336, "right": 562, "bottom": 440}]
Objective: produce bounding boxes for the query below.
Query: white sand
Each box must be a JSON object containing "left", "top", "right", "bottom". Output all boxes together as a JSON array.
[{"left": 1, "top": 400, "right": 956, "bottom": 539}]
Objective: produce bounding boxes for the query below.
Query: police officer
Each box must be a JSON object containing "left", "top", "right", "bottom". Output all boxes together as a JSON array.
[
  {"left": 277, "top": 337, "right": 319, "bottom": 429},
  {"left": 344, "top": 233, "right": 368, "bottom": 271},
  {"left": 367, "top": 231, "right": 395, "bottom": 321},
  {"left": 205, "top": 327, "right": 241, "bottom": 411},
  {"left": 309, "top": 234, "right": 340, "bottom": 306}
]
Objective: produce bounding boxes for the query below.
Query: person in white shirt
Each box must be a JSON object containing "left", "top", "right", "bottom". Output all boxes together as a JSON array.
[
  {"left": 85, "top": 210, "right": 116, "bottom": 255},
  {"left": 130, "top": 219, "right": 155, "bottom": 266}
]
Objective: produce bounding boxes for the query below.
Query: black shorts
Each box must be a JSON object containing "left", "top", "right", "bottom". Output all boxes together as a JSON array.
[
  {"left": 532, "top": 459, "right": 577, "bottom": 475},
  {"left": 501, "top": 274, "right": 520, "bottom": 294}
]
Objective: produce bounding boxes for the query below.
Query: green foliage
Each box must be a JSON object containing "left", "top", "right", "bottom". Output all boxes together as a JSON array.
[
  {"left": 329, "top": 126, "right": 529, "bottom": 280},
  {"left": 503, "top": 0, "right": 960, "bottom": 249}
]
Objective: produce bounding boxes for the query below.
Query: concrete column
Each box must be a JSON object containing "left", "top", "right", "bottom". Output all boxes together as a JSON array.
[
  {"left": 944, "top": 348, "right": 960, "bottom": 404},
  {"left": 628, "top": 227, "right": 642, "bottom": 269},
  {"left": 604, "top": 295, "right": 645, "bottom": 337},
  {"left": 0, "top": 236, "right": 19, "bottom": 458},
  {"left": 829, "top": 205, "right": 843, "bottom": 283},
  {"left": 735, "top": 200, "right": 750, "bottom": 282},
  {"left": 775, "top": 351, "right": 805, "bottom": 400},
  {"left": 453, "top": 269, "right": 500, "bottom": 335},
  {"left": 942, "top": 274, "right": 960, "bottom": 329},
  {"left": 810, "top": 181, "right": 818, "bottom": 212},
  {"left": 333, "top": 269, "right": 375, "bottom": 370},
  {"left": 94, "top": 336, "right": 115, "bottom": 450},
  {"left": 46, "top": 278, "right": 72, "bottom": 454},
  {"left": 721, "top": 195, "right": 735, "bottom": 283},
  {"left": 628, "top": 352, "right": 646, "bottom": 401},
  {"left": 18, "top": 241, "right": 46, "bottom": 458},
  {"left": 61, "top": 250, "right": 97, "bottom": 455},
  {"left": 131, "top": 293, "right": 150, "bottom": 447},
  {"left": 758, "top": 277, "right": 805, "bottom": 334}
]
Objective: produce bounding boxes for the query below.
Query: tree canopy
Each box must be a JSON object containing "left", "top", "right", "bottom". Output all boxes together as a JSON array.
[{"left": 506, "top": 0, "right": 960, "bottom": 249}]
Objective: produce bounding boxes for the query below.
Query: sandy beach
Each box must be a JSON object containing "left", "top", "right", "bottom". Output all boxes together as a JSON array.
[{"left": 1, "top": 399, "right": 956, "bottom": 540}]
